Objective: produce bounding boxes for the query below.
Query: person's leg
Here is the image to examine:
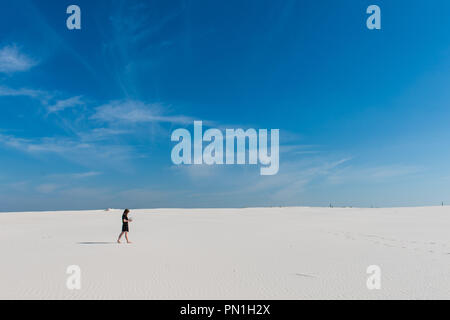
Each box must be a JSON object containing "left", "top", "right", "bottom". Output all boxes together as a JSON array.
[
  {"left": 117, "top": 231, "right": 124, "bottom": 243},
  {"left": 125, "top": 232, "right": 131, "bottom": 243}
]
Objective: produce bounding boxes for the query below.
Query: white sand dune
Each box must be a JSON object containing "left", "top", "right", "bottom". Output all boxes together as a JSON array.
[{"left": 0, "top": 206, "right": 449, "bottom": 299}]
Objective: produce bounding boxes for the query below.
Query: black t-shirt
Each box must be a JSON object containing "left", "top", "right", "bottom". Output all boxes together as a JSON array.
[{"left": 122, "top": 214, "right": 128, "bottom": 226}]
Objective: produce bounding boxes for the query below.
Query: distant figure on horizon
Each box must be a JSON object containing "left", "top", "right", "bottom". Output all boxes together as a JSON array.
[{"left": 117, "top": 209, "right": 132, "bottom": 244}]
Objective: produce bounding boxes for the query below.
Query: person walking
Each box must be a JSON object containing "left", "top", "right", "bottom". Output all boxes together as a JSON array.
[{"left": 117, "top": 209, "right": 132, "bottom": 244}]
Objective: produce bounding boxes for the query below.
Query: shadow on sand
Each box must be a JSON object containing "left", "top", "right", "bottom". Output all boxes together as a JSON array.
[{"left": 77, "top": 241, "right": 116, "bottom": 245}]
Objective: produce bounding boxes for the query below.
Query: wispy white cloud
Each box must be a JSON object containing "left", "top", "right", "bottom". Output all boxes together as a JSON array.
[
  {"left": 47, "top": 96, "right": 84, "bottom": 113},
  {"left": 0, "top": 85, "right": 87, "bottom": 114},
  {"left": 235, "top": 157, "right": 353, "bottom": 200},
  {"left": 0, "top": 133, "right": 134, "bottom": 171},
  {"left": 77, "top": 128, "right": 131, "bottom": 141},
  {"left": 0, "top": 93, "right": 197, "bottom": 172},
  {"left": 0, "top": 86, "right": 51, "bottom": 104},
  {"left": 171, "top": 156, "right": 353, "bottom": 201},
  {"left": 0, "top": 135, "right": 80, "bottom": 153},
  {"left": 46, "top": 171, "right": 102, "bottom": 179},
  {"left": 280, "top": 144, "right": 320, "bottom": 155},
  {"left": 91, "top": 100, "right": 193, "bottom": 125},
  {"left": 326, "top": 164, "right": 423, "bottom": 185},
  {"left": 0, "top": 44, "right": 37, "bottom": 73}
]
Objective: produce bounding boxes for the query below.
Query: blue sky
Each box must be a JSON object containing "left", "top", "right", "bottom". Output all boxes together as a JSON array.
[{"left": 0, "top": 0, "right": 449, "bottom": 211}]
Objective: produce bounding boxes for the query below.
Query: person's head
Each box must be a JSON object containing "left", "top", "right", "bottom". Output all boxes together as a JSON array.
[{"left": 123, "top": 209, "right": 130, "bottom": 216}]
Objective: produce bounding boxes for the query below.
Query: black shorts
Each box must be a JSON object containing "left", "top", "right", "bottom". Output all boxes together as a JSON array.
[{"left": 122, "top": 224, "right": 129, "bottom": 232}]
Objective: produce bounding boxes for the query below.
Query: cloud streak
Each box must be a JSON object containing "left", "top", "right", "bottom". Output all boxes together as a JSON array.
[
  {"left": 47, "top": 96, "right": 85, "bottom": 113},
  {"left": 0, "top": 86, "right": 51, "bottom": 104},
  {"left": 325, "top": 164, "right": 423, "bottom": 185},
  {"left": 0, "top": 133, "right": 134, "bottom": 171},
  {"left": 0, "top": 45, "right": 37, "bottom": 73},
  {"left": 46, "top": 171, "right": 102, "bottom": 179},
  {"left": 91, "top": 100, "right": 194, "bottom": 125}
]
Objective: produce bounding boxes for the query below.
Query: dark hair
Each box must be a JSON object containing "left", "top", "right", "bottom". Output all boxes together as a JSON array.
[{"left": 123, "top": 209, "right": 130, "bottom": 215}]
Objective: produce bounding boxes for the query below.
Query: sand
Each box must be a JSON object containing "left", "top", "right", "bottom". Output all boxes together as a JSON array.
[{"left": 0, "top": 206, "right": 449, "bottom": 299}]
